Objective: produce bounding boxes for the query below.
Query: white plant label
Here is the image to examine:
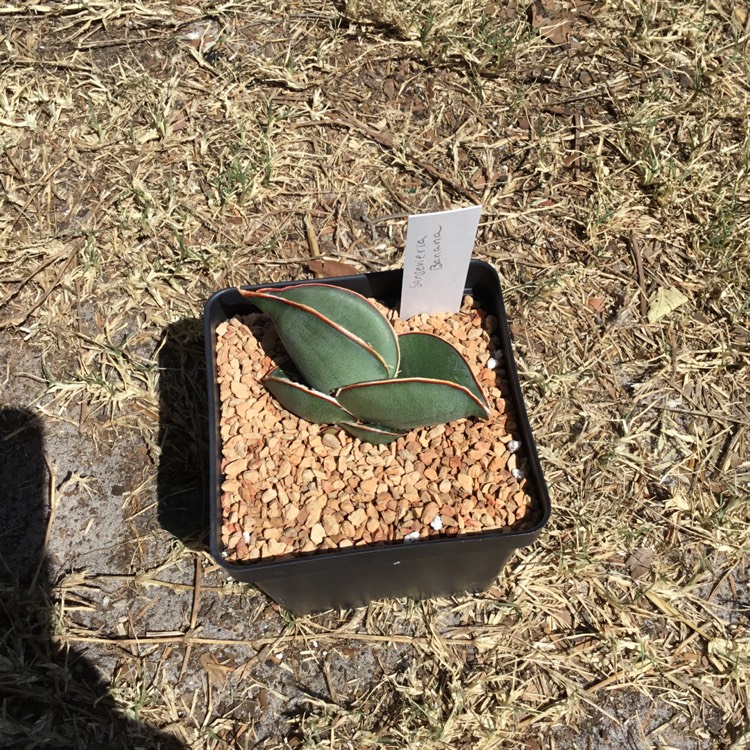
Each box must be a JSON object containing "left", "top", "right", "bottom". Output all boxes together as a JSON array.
[{"left": 399, "top": 205, "right": 482, "bottom": 319}]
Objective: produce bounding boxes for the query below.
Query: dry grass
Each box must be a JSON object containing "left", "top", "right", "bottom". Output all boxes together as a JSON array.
[{"left": 1, "top": 0, "right": 748, "bottom": 748}]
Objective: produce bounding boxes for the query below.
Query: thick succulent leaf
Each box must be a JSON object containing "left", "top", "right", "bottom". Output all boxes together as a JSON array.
[
  {"left": 337, "top": 378, "right": 490, "bottom": 431},
  {"left": 241, "top": 287, "right": 391, "bottom": 393},
  {"left": 397, "top": 332, "right": 489, "bottom": 409},
  {"left": 340, "top": 421, "right": 405, "bottom": 445},
  {"left": 269, "top": 285, "right": 399, "bottom": 377},
  {"left": 264, "top": 367, "right": 353, "bottom": 424}
]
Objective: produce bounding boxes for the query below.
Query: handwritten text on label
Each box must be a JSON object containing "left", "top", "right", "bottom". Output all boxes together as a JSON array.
[
  {"left": 409, "top": 226, "right": 444, "bottom": 288},
  {"left": 400, "top": 206, "right": 481, "bottom": 319}
]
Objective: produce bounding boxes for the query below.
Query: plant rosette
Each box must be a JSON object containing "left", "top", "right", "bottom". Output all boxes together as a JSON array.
[{"left": 240, "top": 283, "right": 492, "bottom": 446}]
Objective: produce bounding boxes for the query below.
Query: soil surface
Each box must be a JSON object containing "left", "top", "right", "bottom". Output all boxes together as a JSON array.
[{"left": 216, "top": 295, "right": 536, "bottom": 564}]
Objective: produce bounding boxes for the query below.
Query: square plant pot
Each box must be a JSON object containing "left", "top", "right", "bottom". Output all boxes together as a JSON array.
[{"left": 204, "top": 260, "right": 551, "bottom": 614}]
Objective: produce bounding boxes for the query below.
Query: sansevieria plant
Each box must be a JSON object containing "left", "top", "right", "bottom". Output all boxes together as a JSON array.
[{"left": 239, "top": 284, "right": 491, "bottom": 444}]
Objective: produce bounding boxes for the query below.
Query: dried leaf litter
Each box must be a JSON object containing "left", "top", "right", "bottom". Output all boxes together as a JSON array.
[{"left": 216, "top": 295, "right": 539, "bottom": 562}]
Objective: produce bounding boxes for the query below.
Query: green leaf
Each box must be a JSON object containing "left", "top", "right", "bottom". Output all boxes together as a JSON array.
[
  {"left": 269, "top": 285, "right": 400, "bottom": 377},
  {"left": 264, "top": 367, "right": 353, "bottom": 424},
  {"left": 337, "top": 378, "right": 490, "bottom": 431},
  {"left": 241, "top": 286, "right": 393, "bottom": 393},
  {"left": 340, "top": 422, "right": 405, "bottom": 445},
  {"left": 397, "top": 332, "right": 489, "bottom": 408}
]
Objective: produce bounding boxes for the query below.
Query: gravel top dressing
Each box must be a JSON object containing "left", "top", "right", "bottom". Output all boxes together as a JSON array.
[{"left": 216, "top": 294, "right": 540, "bottom": 563}]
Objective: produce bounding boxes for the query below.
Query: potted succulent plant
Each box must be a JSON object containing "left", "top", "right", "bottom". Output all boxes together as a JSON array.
[
  {"left": 204, "top": 261, "right": 550, "bottom": 613},
  {"left": 242, "top": 283, "right": 491, "bottom": 445}
]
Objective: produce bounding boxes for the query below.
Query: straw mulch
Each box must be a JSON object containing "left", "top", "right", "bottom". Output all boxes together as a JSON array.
[{"left": 1, "top": 1, "right": 747, "bottom": 748}]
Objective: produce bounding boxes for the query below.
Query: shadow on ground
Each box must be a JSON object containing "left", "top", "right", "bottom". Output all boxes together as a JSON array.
[
  {"left": 0, "top": 407, "right": 186, "bottom": 749},
  {"left": 157, "top": 318, "right": 210, "bottom": 550}
]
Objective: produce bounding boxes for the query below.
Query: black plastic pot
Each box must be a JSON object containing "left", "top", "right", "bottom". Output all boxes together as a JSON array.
[{"left": 204, "top": 260, "right": 551, "bottom": 613}]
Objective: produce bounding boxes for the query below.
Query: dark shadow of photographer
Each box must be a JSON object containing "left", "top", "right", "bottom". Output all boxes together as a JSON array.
[
  {"left": 0, "top": 407, "right": 186, "bottom": 749},
  {"left": 156, "top": 318, "right": 210, "bottom": 550}
]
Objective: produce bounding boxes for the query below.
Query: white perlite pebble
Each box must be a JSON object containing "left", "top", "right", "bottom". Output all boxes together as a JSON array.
[
  {"left": 404, "top": 531, "right": 420, "bottom": 543},
  {"left": 430, "top": 515, "right": 443, "bottom": 531},
  {"left": 511, "top": 468, "right": 525, "bottom": 480},
  {"left": 486, "top": 356, "right": 498, "bottom": 370},
  {"left": 242, "top": 530, "right": 251, "bottom": 544},
  {"left": 507, "top": 439, "right": 522, "bottom": 453}
]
